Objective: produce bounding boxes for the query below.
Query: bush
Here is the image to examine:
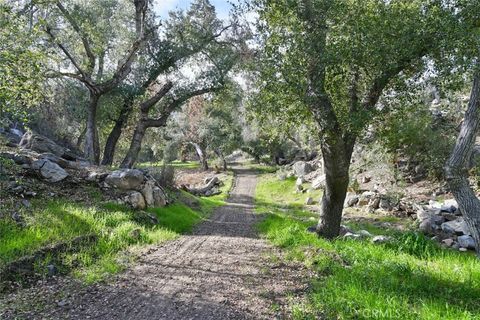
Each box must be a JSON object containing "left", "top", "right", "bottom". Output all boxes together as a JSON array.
[{"left": 375, "top": 105, "right": 456, "bottom": 179}]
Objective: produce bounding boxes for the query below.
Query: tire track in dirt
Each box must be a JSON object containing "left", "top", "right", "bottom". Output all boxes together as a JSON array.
[{"left": 2, "top": 168, "right": 308, "bottom": 320}]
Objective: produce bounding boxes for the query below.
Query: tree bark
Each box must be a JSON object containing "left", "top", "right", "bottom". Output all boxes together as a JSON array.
[
  {"left": 445, "top": 69, "right": 480, "bottom": 257},
  {"left": 120, "top": 121, "right": 146, "bottom": 168},
  {"left": 101, "top": 99, "right": 133, "bottom": 166},
  {"left": 316, "top": 136, "right": 355, "bottom": 239},
  {"left": 84, "top": 91, "right": 100, "bottom": 164},
  {"left": 192, "top": 142, "right": 208, "bottom": 171},
  {"left": 76, "top": 126, "right": 86, "bottom": 149}
]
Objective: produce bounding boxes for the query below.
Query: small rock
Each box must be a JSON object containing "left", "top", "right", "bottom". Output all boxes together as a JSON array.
[
  {"left": 21, "top": 199, "right": 31, "bottom": 208},
  {"left": 441, "top": 238, "right": 454, "bottom": 247},
  {"left": 457, "top": 235, "right": 476, "bottom": 249},
  {"left": 339, "top": 225, "right": 352, "bottom": 237},
  {"left": 305, "top": 197, "right": 313, "bottom": 205},
  {"left": 296, "top": 177, "right": 304, "bottom": 186},
  {"left": 357, "top": 230, "right": 372, "bottom": 237},
  {"left": 343, "top": 232, "right": 361, "bottom": 240},
  {"left": 459, "top": 247, "right": 468, "bottom": 252},
  {"left": 24, "top": 191, "right": 37, "bottom": 197},
  {"left": 125, "top": 191, "right": 146, "bottom": 210},
  {"left": 372, "top": 235, "right": 391, "bottom": 244},
  {"left": 57, "top": 300, "right": 67, "bottom": 307},
  {"left": 47, "top": 264, "right": 58, "bottom": 276}
]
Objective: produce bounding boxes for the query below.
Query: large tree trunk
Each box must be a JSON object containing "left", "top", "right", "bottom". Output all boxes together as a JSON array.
[
  {"left": 84, "top": 92, "right": 101, "bottom": 164},
  {"left": 316, "top": 136, "right": 355, "bottom": 239},
  {"left": 192, "top": 142, "right": 208, "bottom": 171},
  {"left": 120, "top": 121, "right": 146, "bottom": 168},
  {"left": 445, "top": 70, "right": 480, "bottom": 257},
  {"left": 101, "top": 99, "right": 133, "bottom": 166}
]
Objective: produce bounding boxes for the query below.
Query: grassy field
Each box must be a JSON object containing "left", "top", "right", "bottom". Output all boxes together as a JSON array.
[
  {"left": 255, "top": 173, "right": 480, "bottom": 320},
  {"left": 0, "top": 175, "right": 233, "bottom": 286}
]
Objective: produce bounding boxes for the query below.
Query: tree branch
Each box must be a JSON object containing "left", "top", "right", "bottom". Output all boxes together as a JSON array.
[
  {"left": 144, "top": 87, "right": 220, "bottom": 127},
  {"left": 56, "top": 1, "right": 96, "bottom": 76},
  {"left": 140, "top": 81, "right": 174, "bottom": 113}
]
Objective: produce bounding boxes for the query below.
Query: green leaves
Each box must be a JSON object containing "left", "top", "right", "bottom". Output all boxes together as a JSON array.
[{"left": 0, "top": 4, "right": 46, "bottom": 124}]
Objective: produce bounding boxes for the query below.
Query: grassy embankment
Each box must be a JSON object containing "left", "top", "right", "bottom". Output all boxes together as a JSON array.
[
  {"left": 255, "top": 173, "right": 480, "bottom": 320},
  {"left": 0, "top": 166, "right": 233, "bottom": 285}
]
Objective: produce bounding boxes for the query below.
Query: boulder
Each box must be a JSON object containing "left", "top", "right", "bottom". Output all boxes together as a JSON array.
[
  {"left": 368, "top": 197, "right": 381, "bottom": 210},
  {"left": 126, "top": 191, "right": 146, "bottom": 210},
  {"left": 345, "top": 193, "right": 359, "bottom": 207},
  {"left": 417, "top": 208, "right": 440, "bottom": 222},
  {"left": 19, "top": 131, "right": 71, "bottom": 159},
  {"left": 31, "top": 159, "right": 68, "bottom": 183},
  {"left": 457, "top": 235, "right": 476, "bottom": 250},
  {"left": 441, "top": 218, "right": 470, "bottom": 236},
  {"left": 379, "top": 199, "right": 392, "bottom": 211},
  {"left": 105, "top": 169, "right": 145, "bottom": 190},
  {"left": 141, "top": 180, "right": 156, "bottom": 207},
  {"left": 152, "top": 187, "right": 167, "bottom": 207},
  {"left": 293, "top": 161, "right": 313, "bottom": 177},
  {"left": 358, "top": 191, "right": 375, "bottom": 206},
  {"left": 419, "top": 218, "right": 436, "bottom": 234},
  {"left": 311, "top": 174, "right": 326, "bottom": 190}
]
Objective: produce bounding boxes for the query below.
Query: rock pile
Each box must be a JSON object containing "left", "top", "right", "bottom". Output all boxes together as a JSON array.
[
  {"left": 2, "top": 131, "right": 168, "bottom": 210},
  {"left": 415, "top": 199, "right": 475, "bottom": 251},
  {"left": 103, "top": 169, "right": 168, "bottom": 210}
]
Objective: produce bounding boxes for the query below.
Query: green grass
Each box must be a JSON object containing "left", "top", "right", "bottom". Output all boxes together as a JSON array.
[
  {"left": 255, "top": 173, "right": 323, "bottom": 211},
  {"left": 0, "top": 172, "right": 233, "bottom": 285},
  {"left": 255, "top": 174, "right": 480, "bottom": 320}
]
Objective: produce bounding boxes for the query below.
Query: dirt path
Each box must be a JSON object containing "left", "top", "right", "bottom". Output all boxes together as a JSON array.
[{"left": 1, "top": 168, "right": 308, "bottom": 319}]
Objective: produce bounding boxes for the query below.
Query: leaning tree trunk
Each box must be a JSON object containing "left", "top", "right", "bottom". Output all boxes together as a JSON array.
[
  {"left": 445, "top": 70, "right": 480, "bottom": 257},
  {"left": 120, "top": 121, "right": 146, "bottom": 168},
  {"left": 101, "top": 100, "right": 133, "bottom": 166},
  {"left": 316, "top": 136, "right": 355, "bottom": 239},
  {"left": 84, "top": 91, "right": 101, "bottom": 164},
  {"left": 192, "top": 142, "right": 208, "bottom": 171}
]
